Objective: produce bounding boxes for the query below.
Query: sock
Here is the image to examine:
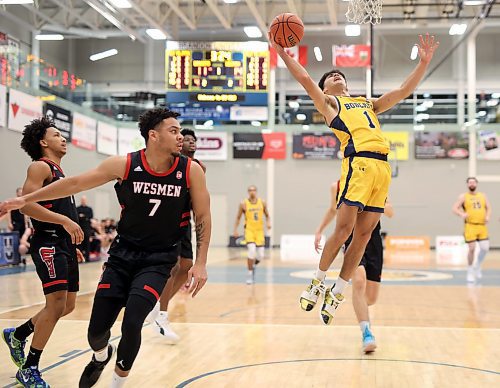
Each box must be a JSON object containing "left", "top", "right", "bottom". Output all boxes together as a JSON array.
[
  {"left": 248, "top": 270, "right": 253, "bottom": 276},
  {"left": 360, "top": 321, "right": 370, "bottom": 332},
  {"left": 24, "top": 346, "right": 43, "bottom": 369},
  {"left": 158, "top": 311, "right": 168, "bottom": 321},
  {"left": 110, "top": 372, "right": 127, "bottom": 388},
  {"left": 331, "top": 277, "right": 349, "bottom": 295},
  {"left": 477, "top": 251, "right": 488, "bottom": 267},
  {"left": 94, "top": 345, "right": 109, "bottom": 362},
  {"left": 14, "top": 319, "right": 34, "bottom": 342},
  {"left": 315, "top": 269, "right": 326, "bottom": 281}
]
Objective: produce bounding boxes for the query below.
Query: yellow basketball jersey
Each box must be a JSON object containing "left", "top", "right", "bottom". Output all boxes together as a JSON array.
[
  {"left": 245, "top": 198, "right": 264, "bottom": 230},
  {"left": 463, "top": 192, "right": 487, "bottom": 224},
  {"left": 329, "top": 96, "right": 390, "bottom": 157}
]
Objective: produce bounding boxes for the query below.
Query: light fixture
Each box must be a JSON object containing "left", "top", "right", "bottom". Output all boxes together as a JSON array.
[
  {"left": 491, "top": 92, "right": 500, "bottom": 98},
  {"left": 487, "top": 99, "right": 499, "bottom": 107},
  {"left": 422, "top": 100, "right": 434, "bottom": 108},
  {"left": 89, "top": 48, "right": 118, "bottom": 61},
  {"left": 477, "top": 110, "right": 487, "bottom": 117},
  {"left": 314, "top": 46, "right": 323, "bottom": 62},
  {"left": 410, "top": 45, "right": 418, "bottom": 60},
  {"left": 251, "top": 120, "right": 262, "bottom": 127},
  {"left": 296, "top": 113, "right": 307, "bottom": 121},
  {"left": 244, "top": 26, "right": 263, "bottom": 38},
  {"left": 415, "top": 113, "right": 430, "bottom": 122},
  {"left": 413, "top": 124, "right": 425, "bottom": 131},
  {"left": 288, "top": 100, "right": 300, "bottom": 109},
  {"left": 146, "top": 29, "right": 167, "bottom": 40},
  {"left": 223, "top": 0, "right": 238, "bottom": 3},
  {"left": 345, "top": 24, "right": 361, "bottom": 37},
  {"left": 0, "top": 0, "right": 33, "bottom": 4},
  {"left": 35, "top": 34, "right": 64, "bottom": 41},
  {"left": 302, "top": 125, "right": 310, "bottom": 130},
  {"left": 107, "top": 0, "right": 132, "bottom": 8},
  {"left": 449, "top": 23, "right": 467, "bottom": 35},
  {"left": 463, "top": 0, "right": 486, "bottom": 5}
]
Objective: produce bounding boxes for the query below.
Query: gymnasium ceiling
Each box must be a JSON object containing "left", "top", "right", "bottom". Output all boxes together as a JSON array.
[{"left": 1, "top": 0, "right": 499, "bottom": 43}]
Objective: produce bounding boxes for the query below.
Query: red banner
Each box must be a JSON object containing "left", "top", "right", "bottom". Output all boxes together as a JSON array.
[
  {"left": 332, "top": 45, "right": 371, "bottom": 67},
  {"left": 262, "top": 132, "right": 286, "bottom": 159}
]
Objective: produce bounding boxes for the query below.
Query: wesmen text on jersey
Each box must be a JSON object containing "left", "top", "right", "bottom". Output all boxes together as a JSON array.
[
  {"left": 113, "top": 150, "right": 192, "bottom": 252},
  {"left": 31, "top": 158, "right": 79, "bottom": 236}
]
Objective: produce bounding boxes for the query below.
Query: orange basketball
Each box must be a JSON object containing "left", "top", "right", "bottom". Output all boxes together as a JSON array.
[{"left": 269, "top": 13, "right": 304, "bottom": 48}]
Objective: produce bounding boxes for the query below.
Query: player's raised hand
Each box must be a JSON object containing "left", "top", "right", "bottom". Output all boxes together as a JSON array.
[
  {"left": 0, "top": 197, "right": 26, "bottom": 217},
  {"left": 186, "top": 262, "right": 208, "bottom": 298},
  {"left": 417, "top": 33, "right": 440, "bottom": 64},
  {"left": 268, "top": 31, "right": 285, "bottom": 55}
]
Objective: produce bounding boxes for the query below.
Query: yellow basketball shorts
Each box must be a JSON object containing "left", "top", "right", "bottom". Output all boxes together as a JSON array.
[
  {"left": 337, "top": 152, "right": 392, "bottom": 213},
  {"left": 464, "top": 223, "right": 488, "bottom": 243},
  {"left": 244, "top": 228, "right": 265, "bottom": 247}
]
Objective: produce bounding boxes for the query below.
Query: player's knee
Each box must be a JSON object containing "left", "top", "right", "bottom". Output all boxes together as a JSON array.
[
  {"left": 47, "top": 294, "right": 68, "bottom": 318},
  {"left": 352, "top": 274, "right": 365, "bottom": 293},
  {"left": 63, "top": 299, "right": 76, "bottom": 315},
  {"left": 121, "top": 313, "right": 143, "bottom": 336}
]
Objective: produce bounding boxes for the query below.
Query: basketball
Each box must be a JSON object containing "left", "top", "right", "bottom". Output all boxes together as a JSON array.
[{"left": 269, "top": 13, "right": 304, "bottom": 48}]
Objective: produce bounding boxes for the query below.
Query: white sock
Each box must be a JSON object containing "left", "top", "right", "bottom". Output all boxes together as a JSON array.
[
  {"left": 110, "top": 372, "right": 127, "bottom": 388},
  {"left": 360, "top": 321, "right": 370, "bottom": 332},
  {"left": 315, "top": 269, "right": 326, "bottom": 281},
  {"left": 331, "top": 277, "right": 348, "bottom": 295},
  {"left": 158, "top": 311, "right": 168, "bottom": 321},
  {"left": 248, "top": 270, "right": 254, "bottom": 275},
  {"left": 94, "top": 346, "right": 108, "bottom": 362}
]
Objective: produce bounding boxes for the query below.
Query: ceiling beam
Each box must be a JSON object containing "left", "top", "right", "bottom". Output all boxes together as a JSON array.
[
  {"left": 167, "top": 0, "right": 196, "bottom": 30},
  {"left": 325, "top": 0, "right": 337, "bottom": 26},
  {"left": 244, "top": 0, "right": 268, "bottom": 33},
  {"left": 286, "top": 0, "right": 299, "bottom": 16},
  {"left": 128, "top": 0, "right": 172, "bottom": 39},
  {"left": 0, "top": 9, "right": 36, "bottom": 32},
  {"left": 204, "top": 0, "right": 232, "bottom": 29},
  {"left": 49, "top": 0, "right": 99, "bottom": 30}
]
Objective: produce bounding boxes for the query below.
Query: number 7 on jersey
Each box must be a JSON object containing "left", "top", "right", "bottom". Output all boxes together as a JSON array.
[{"left": 149, "top": 199, "right": 161, "bottom": 216}]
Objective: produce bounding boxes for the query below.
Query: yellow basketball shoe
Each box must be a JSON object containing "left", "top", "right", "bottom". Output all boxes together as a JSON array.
[
  {"left": 320, "top": 287, "right": 345, "bottom": 325},
  {"left": 299, "top": 278, "right": 326, "bottom": 311}
]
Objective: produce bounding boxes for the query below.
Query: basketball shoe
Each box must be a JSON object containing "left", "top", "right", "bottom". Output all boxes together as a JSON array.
[
  {"left": 320, "top": 286, "right": 345, "bottom": 325},
  {"left": 362, "top": 326, "right": 377, "bottom": 353},
  {"left": 2, "top": 328, "right": 26, "bottom": 367},
  {"left": 79, "top": 343, "right": 116, "bottom": 388},
  {"left": 152, "top": 312, "right": 180, "bottom": 344},
  {"left": 246, "top": 269, "right": 255, "bottom": 285},
  {"left": 299, "top": 278, "right": 326, "bottom": 311},
  {"left": 16, "top": 366, "right": 49, "bottom": 388}
]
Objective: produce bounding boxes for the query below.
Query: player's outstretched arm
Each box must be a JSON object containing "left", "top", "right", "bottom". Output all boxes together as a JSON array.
[
  {"left": 0, "top": 156, "right": 127, "bottom": 215},
  {"left": 372, "top": 33, "right": 440, "bottom": 114},
  {"left": 187, "top": 162, "right": 211, "bottom": 297},
  {"left": 268, "top": 33, "right": 335, "bottom": 120}
]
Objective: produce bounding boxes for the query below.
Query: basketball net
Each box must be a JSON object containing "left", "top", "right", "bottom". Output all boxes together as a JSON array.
[{"left": 346, "top": 0, "right": 382, "bottom": 25}]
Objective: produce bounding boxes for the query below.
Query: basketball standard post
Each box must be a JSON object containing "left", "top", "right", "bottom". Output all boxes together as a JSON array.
[{"left": 267, "top": 67, "right": 276, "bottom": 246}]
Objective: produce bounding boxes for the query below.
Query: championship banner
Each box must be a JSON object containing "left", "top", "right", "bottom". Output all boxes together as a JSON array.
[
  {"left": 384, "top": 131, "right": 409, "bottom": 161},
  {"left": 118, "top": 127, "right": 145, "bottom": 156},
  {"left": 43, "top": 103, "right": 71, "bottom": 140},
  {"left": 332, "top": 45, "right": 371, "bottom": 67},
  {"left": 415, "top": 131, "right": 469, "bottom": 159},
  {"left": 97, "top": 121, "right": 118, "bottom": 156},
  {"left": 292, "top": 132, "right": 341, "bottom": 160},
  {"left": 8, "top": 89, "right": 43, "bottom": 132},
  {"left": 233, "top": 132, "right": 286, "bottom": 159},
  {"left": 72, "top": 112, "right": 96, "bottom": 151},
  {"left": 477, "top": 129, "right": 500, "bottom": 160},
  {"left": 0, "top": 84, "right": 6, "bottom": 128},
  {"left": 196, "top": 131, "right": 227, "bottom": 161}
]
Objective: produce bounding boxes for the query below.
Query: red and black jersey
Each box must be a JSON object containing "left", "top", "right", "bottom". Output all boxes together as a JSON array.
[
  {"left": 113, "top": 150, "right": 191, "bottom": 253},
  {"left": 31, "top": 158, "right": 79, "bottom": 236}
]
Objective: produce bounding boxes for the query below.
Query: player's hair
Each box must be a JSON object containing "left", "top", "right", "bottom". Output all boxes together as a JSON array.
[
  {"left": 248, "top": 185, "right": 257, "bottom": 191},
  {"left": 20, "top": 117, "right": 56, "bottom": 161},
  {"left": 466, "top": 177, "right": 478, "bottom": 183},
  {"left": 138, "top": 108, "right": 181, "bottom": 143},
  {"left": 318, "top": 69, "right": 348, "bottom": 91},
  {"left": 181, "top": 128, "right": 197, "bottom": 141}
]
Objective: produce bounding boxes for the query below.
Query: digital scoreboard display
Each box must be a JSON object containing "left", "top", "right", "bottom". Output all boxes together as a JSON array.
[{"left": 165, "top": 41, "right": 269, "bottom": 106}]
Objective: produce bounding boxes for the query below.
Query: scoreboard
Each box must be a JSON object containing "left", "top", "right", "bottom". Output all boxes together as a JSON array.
[{"left": 166, "top": 41, "right": 269, "bottom": 106}]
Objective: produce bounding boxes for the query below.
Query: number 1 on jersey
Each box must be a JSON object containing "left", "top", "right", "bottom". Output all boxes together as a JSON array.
[
  {"left": 149, "top": 199, "right": 161, "bottom": 216},
  {"left": 363, "top": 110, "right": 376, "bottom": 129}
]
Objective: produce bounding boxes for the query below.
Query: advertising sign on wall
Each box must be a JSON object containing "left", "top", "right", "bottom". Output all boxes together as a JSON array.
[
  {"left": 233, "top": 132, "right": 286, "bottom": 159},
  {"left": 196, "top": 131, "right": 227, "bottom": 161},
  {"left": 8, "top": 89, "right": 43, "bottom": 133},
  {"left": 43, "top": 103, "right": 72, "bottom": 140},
  {"left": 118, "top": 127, "right": 145, "bottom": 156},
  {"left": 477, "top": 129, "right": 500, "bottom": 160},
  {"left": 383, "top": 131, "right": 409, "bottom": 161},
  {"left": 0, "top": 84, "right": 6, "bottom": 128},
  {"left": 72, "top": 112, "right": 96, "bottom": 151},
  {"left": 292, "top": 132, "right": 341, "bottom": 160},
  {"left": 97, "top": 121, "right": 118, "bottom": 156},
  {"left": 415, "top": 131, "right": 469, "bottom": 159}
]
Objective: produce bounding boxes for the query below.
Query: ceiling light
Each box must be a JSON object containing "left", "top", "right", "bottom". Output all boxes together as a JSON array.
[
  {"left": 90, "top": 49, "right": 118, "bottom": 61},
  {"left": 296, "top": 113, "right": 307, "bottom": 121},
  {"left": 463, "top": 0, "right": 486, "bottom": 5},
  {"left": 302, "top": 125, "right": 310, "bottom": 130},
  {"left": 288, "top": 100, "right": 300, "bottom": 109},
  {"left": 244, "top": 26, "right": 263, "bottom": 38},
  {"left": 491, "top": 92, "right": 500, "bottom": 98},
  {"left": 486, "top": 99, "right": 499, "bottom": 107},
  {"left": 107, "top": 0, "right": 132, "bottom": 8},
  {"left": 146, "top": 29, "right": 167, "bottom": 40},
  {"left": 410, "top": 45, "right": 418, "bottom": 60},
  {"left": 415, "top": 113, "right": 430, "bottom": 122},
  {"left": 0, "top": 0, "right": 33, "bottom": 4},
  {"left": 223, "top": 0, "right": 238, "bottom": 3},
  {"left": 345, "top": 24, "right": 360, "bottom": 37},
  {"left": 35, "top": 34, "right": 64, "bottom": 41},
  {"left": 422, "top": 100, "right": 434, "bottom": 108},
  {"left": 449, "top": 23, "right": 467, "bottom": 35},
  {"left": 413, "top": 124, "right": 425, "bottom": 131},
  {"left": 251, "top": 121, "right": 262, "bottom": 127},
  {"left": 314, "top": 46, "right": 323, "bottom": 62}
]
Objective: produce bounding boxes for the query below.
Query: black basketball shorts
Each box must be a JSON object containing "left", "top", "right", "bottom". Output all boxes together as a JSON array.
[
  {"left": 344, "top": 229, "right": 383, "bottom": 283},
  {"left": 30, "top": 232, "right": 79, "bottom": 295}
]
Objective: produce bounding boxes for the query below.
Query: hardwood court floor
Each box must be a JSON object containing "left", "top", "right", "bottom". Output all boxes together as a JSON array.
[{"left": 0, "top": 248, "right": 499, "bottom": 387}]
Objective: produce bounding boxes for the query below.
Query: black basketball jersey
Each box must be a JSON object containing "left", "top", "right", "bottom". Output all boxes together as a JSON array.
[
  {"left": 113, "top": 149, "right": 191, "bottom": 253},
  {"left": 31, "top": 158, "right": 79, "bottom": 236}
]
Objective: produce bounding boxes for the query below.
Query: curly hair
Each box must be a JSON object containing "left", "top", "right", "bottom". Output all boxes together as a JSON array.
[
  {"left": 138, "top": 108, "right": 181, "bottom": 143},
  {"left": 318, "top": 69, "right": 347, "bottom": 91},
  {"left": 181, "top": 128, "right": 196, "bottom": 141},
  {"left": 20, "top": 117, "right": 56, "bottom": 161}
]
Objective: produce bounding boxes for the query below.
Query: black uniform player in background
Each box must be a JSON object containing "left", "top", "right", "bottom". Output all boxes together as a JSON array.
[
  {"left": 2, "top": 117, "right": 84, "bottom": 388},
  {"left": 8, "top": 188, "right": 27, "bottom": 239},
  {"left": 0, "top": 109, "right": 211, "bottom": 388},
  {"left": 76, "top": 195, "right": 94, "bottom": 261},
  {"left": 148, "top": 128, "right": 207, "bottom": 343}
]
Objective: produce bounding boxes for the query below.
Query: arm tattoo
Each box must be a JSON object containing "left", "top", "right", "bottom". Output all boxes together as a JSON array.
[{"left": 195, "top": 220, "right": 205, "bottom": 251}]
